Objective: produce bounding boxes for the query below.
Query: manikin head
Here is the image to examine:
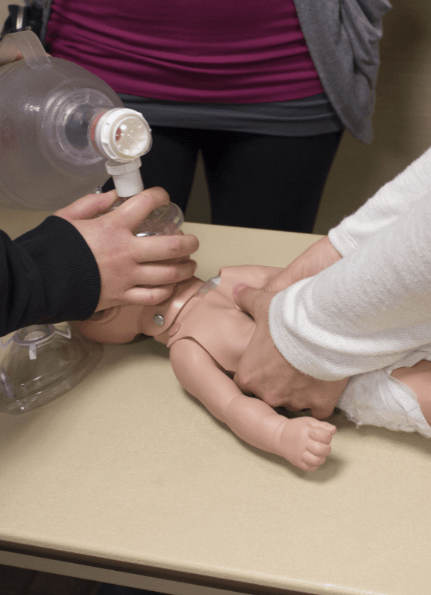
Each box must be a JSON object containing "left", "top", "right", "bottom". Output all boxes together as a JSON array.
[{"left": 72, "top": 276, "right": 204, "bottom": 345}]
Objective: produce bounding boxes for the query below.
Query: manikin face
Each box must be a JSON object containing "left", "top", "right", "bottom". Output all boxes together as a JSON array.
[{"left": 74, "top": 276, "right": 205, "bottom": 345}]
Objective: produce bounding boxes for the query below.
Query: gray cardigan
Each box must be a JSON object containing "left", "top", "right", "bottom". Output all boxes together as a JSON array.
[{"left": 293, "top": 0, "right": 392, "bottom": 142}]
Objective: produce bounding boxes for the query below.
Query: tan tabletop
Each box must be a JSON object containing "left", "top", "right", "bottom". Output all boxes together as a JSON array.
[{"left": 0, "top": 210, "right": 430, "bottom": 595}]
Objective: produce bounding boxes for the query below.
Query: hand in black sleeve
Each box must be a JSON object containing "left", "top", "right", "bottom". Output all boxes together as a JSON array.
[{"left": 0, "top": 216, "right": 100, "bottom": 337}]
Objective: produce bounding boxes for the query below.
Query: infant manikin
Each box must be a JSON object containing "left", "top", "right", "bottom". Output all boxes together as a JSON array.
[{"left": 73, "top": 265, "right": 431, "bottom": 472}]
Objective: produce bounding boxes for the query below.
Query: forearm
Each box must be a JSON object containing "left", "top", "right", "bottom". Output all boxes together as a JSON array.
[
  {"left": 1, "top": 216, "right": 99, "bottom": 336},
  {"left": 329, "top": 146, "right": 431, "bottom": 256},
  {"left": 270, "top": 194, "right": 431, "bottom": 380},
  {"left": 1, "top": 229, "right": 42, "bottom": 336},
  {"left": 224, "top": 394, "right": 291, "bottom": 457}
]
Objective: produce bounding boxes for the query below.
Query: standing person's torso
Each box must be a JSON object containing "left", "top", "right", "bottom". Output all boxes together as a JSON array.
[{"left": 46, "top": 0, "right": 324, "bottom": 103}]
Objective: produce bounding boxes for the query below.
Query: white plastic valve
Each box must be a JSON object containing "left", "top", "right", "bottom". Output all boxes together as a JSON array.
[{"left": 92, "top": 108, "right": 152, "bottom": 162}]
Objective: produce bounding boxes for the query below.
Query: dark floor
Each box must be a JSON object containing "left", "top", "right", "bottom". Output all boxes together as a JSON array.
[
  {"left": 0, "top": 564, "right": 102, "bottom": 595},
  {"left": 0, "top": 564, "right": 164, "bottom": 595},
  {"left": 0, "top": 563, "right": 311, "bottom": 595}
]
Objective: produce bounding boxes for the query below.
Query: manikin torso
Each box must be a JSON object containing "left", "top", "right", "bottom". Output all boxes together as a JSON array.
[
  {"left": 77, "top": 265, "right": 280, "bottom": 374},
  {"left": 162, "top": 269, "right": 258, "bottom": 373}
]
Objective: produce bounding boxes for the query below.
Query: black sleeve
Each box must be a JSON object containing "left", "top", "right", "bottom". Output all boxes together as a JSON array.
[{"left": 1, "top": 215, "right": 101, "bottom": 336}]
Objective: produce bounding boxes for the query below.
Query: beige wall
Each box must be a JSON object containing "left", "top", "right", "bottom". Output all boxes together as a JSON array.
[
  {"left": 0, "top": 0, "right": 8, "bottom": 24},
  {"left": 2, "top": 0, "right": 431, "bottom": 234}
]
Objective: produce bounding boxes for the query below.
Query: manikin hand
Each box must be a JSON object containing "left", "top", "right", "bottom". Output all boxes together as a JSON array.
[
  {"left": 276, "top": 417, "right": 337, "bottom": 471},
  {"left": 232, "top": 236, "right": 345, "bottom": 418},
  {"left": 55, "top": 187, "right": 199, "bottom": 311}
]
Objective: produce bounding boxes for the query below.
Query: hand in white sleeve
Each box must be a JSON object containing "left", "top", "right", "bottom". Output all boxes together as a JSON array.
[{"left": 271, "top": 192, "right": 431, "bottom": 383}]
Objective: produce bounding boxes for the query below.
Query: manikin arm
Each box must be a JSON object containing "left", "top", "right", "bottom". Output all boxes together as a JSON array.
[{"left": 169, "top": 338, "right": 336, "bottom": 472}]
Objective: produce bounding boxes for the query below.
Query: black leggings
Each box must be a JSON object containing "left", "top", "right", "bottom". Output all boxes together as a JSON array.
[{"left": 104, "top": 126, "right": 343, "bottom": 233}]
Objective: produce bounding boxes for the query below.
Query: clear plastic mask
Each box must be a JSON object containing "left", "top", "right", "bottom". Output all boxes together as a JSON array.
[{"left": 0, "top": 324, "right": 102, "bottom": 414}]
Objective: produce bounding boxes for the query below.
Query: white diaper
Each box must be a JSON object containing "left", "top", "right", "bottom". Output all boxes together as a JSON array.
[{"left": 338, "top": 349, "right": 431, "bottom": 438}]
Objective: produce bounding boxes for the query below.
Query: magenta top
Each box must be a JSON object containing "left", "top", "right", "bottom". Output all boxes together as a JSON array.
[{"left": 46, "top": 0, "right": 324, "bottom": 104}]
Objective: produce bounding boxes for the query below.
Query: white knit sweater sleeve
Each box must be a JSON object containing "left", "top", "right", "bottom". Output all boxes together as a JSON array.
[
  {"left": 328, "top": 146, "right": 431, "bottom": 255},
  {"left": 269, "top": 193, "right": 431, "bottom": 380}
]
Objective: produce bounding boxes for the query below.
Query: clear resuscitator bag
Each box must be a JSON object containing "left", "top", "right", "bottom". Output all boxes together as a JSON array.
[
  {"left": 0, "top": 31, "right": 185, "bottom": 413},
  {"left": 0, "top": 30, "right": 154, "bottom": 209}
]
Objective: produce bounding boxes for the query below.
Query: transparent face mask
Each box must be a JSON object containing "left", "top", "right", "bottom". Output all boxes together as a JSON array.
[{"left": 0, "top": 324, "right": 103, "bottom": 414}]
